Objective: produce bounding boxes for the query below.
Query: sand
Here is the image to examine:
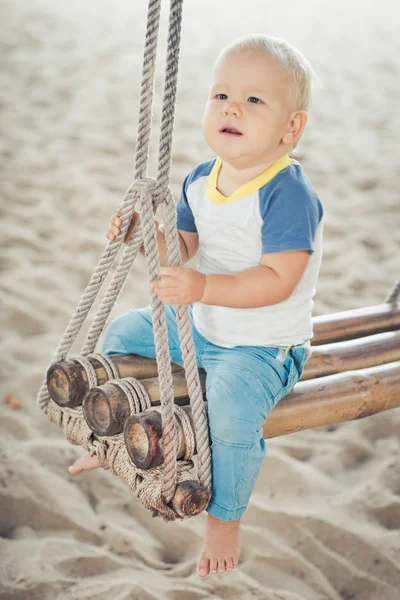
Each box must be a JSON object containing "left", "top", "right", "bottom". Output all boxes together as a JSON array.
[{"left": 1, "top": 0, "right": 400, "bottom": 598}]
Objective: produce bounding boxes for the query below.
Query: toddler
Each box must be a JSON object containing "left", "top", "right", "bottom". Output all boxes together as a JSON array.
[{"left": 68, "top": 34, "right": 324, "bottom": 578}]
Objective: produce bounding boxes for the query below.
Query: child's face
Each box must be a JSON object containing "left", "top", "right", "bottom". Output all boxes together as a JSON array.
[{"left": 203, "top": 49, "right": 295, "bottom": 168}]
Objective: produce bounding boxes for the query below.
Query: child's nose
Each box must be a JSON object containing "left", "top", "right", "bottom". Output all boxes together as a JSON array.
[{"left": 223, "top": 102, "right": 242, "bottom": 117}]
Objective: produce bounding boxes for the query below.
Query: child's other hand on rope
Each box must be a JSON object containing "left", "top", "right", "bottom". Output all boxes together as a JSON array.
[
  {"left": 151, "top": 266, "right": 206, "bottom": 304},
  {"left": 106, "top": 204, "right": 142, "bottom": 244}
]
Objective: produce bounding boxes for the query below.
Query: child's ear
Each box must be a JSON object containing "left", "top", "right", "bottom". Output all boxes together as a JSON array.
[{"left": 282, "top": 110, "right": 308, "bottom": 145}]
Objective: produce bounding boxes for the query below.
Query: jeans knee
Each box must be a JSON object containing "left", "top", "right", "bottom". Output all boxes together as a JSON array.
[
  {"left": 206, "top": 369, "right": 267, "bottom": 447},
  {"left": 209, "top": 414, "right": 258, "bottom": 447},
  {"left": 101, "top": 310, "right": 153, "bottom": 356}
]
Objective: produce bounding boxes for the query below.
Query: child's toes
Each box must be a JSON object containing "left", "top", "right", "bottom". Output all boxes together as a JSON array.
[
  {"left": 197, "top": 553, "right": 210, "bottom": 577},
  {"left": 68, "top": 453, "right": 100, "bottom": 475},
  {"left": 218, "top": 559, "right": 226, "bottom": 574},
  {"left": 68, "top": 460, "right": 82, "bottom": 474},
  {"left": 210, "top": 557, "right": 218, "bottom": 574},
  {"left": 225, "top": 557, "right": 234, "bottom": 572}
]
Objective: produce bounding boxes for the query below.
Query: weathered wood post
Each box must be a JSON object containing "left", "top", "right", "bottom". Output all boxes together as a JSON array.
[{"left": 169, "top": 480, "right": 210, "bottom": 517}]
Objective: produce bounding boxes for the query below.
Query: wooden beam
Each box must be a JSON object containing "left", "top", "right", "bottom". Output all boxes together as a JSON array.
[
  {"left": 312, "top": 302, "right": 400, "bottom": 345},
  {"left": 303, "top": 330, "right": 400, "bottom": 380}
]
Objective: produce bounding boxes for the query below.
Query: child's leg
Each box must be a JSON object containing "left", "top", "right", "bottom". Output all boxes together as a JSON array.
[
  {"left": 196, "top": 343, "right": 308, "bottom": 576},
  {"left": 101, "top": 303, "right": 185, "bottom": 366},
  {"left": 202, "top": 344, "right": 308, "bottom": 521}
]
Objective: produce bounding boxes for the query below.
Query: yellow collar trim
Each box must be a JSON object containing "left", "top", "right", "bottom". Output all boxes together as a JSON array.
[{"left": 207, "top": 154, "right": 293, "bottom": 205}]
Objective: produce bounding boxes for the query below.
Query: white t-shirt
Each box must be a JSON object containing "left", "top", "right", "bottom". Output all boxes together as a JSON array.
[{"left": 176, "top": 154, "right": 324, "bottom": 348}]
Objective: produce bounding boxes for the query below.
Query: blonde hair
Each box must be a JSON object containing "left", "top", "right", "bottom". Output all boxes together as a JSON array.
[{"left": 222, "top": 34, "right": 317, "bottom": 113}]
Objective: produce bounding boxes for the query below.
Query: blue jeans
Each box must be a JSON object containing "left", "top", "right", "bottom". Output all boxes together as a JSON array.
[{"left": 102, "top": 304, "right": 310, "bottom": 521}]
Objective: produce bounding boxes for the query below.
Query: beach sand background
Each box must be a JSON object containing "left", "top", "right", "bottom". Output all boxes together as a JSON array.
[{"left": 1, "top": 0, "right": 400, "bottom": 598}]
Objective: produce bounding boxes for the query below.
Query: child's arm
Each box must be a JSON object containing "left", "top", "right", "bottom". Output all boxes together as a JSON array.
[
  {"left": 151, "top": 176, "right": 322, "bottom": 307},
  {"left": 152, "top": 250, "right": 309, "bottom": 307},
  {"left": 201, "top": 250, "right": 310, "bottom": 307}
]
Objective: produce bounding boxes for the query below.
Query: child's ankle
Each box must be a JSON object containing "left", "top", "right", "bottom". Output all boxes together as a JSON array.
[{"left": 207, "top": 514, "right": 241, "bottom": 527}]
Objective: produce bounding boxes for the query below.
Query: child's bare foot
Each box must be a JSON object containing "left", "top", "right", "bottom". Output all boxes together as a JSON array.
[
  {"left": 197, "top": 514, "right": 241, "bottom": 577},
  {"left": 68, "top": 452, "right": 102, "bottom": 475},
  {"left": 69, "top": 457, "right": 240, "bottom": 576}
]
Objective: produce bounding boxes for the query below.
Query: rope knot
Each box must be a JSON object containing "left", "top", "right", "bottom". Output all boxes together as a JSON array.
[
  {"left": 131, "top": 176, "right": 156, "bottom": 197},
  {"left": 127, "top": 177, "right": 169, "bottom": 210}
]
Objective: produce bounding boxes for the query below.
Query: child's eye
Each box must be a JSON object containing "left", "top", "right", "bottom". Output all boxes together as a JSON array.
[
  {"left": 216, "top": 93, "right": 228, "bottom": 100},
  {"left": 248, "top": 96, "right": 262, "bottom": 104}
]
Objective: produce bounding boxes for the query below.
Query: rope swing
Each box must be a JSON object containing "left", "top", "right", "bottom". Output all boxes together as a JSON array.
[{"left": 37, "top": 0, "right": 211, "bottom": 522}]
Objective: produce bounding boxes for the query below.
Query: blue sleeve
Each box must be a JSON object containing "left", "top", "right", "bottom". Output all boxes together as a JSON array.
[
  {"left": 176, "top": 172, "right": 197, "bottom": 233},
  {"left": 260, "top": 181, "right": 323, "bottom": 255}
]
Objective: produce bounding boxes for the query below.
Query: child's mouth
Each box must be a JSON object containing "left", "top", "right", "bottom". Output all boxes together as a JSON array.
[{"left": 219, "top": 126, "right": 243, "bottom": 137}]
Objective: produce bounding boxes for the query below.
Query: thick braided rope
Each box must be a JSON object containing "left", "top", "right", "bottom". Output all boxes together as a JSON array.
[
  {"left": 173, "top": 404, "right": 196, "bottom": 460},
  {"left": 138, "top": 181, "right": 178, "bottom": 503},
  {"left": 156, "top": 0, "right": 183, "bottom": 193},
  {"left": 36, "top": 0, "right": 163, "bottom": 411},
  {"left": 35, "top": 239, "right": 128, "bottom": 412},
  {"left": 81, "top": 191, "right": 144, "bottom": 356},
  {"left": 80, "top": 0, "right": 167, "bottom": 355},
  {"left": 134, "top": 0, "right": 162, "bottom": 182},
  {"left": 154, "top": 0, "right": 210, "bottom": 487},
  {"left": 89, "top": 353, "right": 120, "bottom": 380},
  {"left": 72, "top": 356, "right": 98, "bottom": 389},
  {"left": 133, "top": 0, "right": 212, "bottom": 502},
  {"left": 74, "top": 0, "right": 181, "bottom": 356},
  {"left": 81, "top": 183, "right": 159, "bottom": 357},
  {"left": 386, "top": 278, "right": 400, "bottom": 304},
  {"left": 72, "top": 354, "right": 120, "bottom": 389},
  {"left": 76, "top": 0, "right": 165, "bottom": 356},
  {"left": 152, "top": 0, "right": 211, "bottom": 496},
  {"left": 108, "top": 377, "right": 152, "bottom": 414},
  {"left": 162, "top": 189, "right": 212, "bottom": 493}
]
